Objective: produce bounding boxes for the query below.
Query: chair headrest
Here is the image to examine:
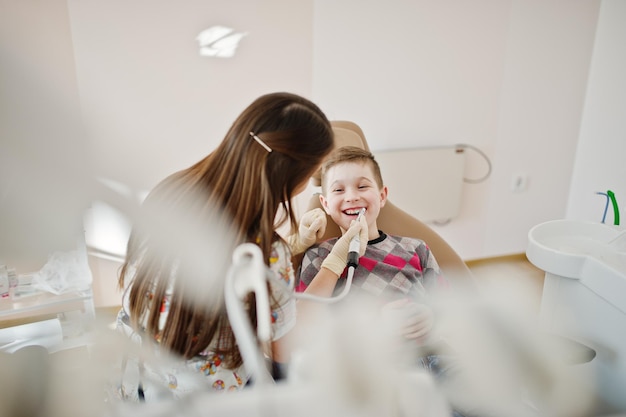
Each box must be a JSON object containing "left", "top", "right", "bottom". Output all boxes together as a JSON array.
[{"left": 311, "top": 121, "right": 371, "bottom": 187}]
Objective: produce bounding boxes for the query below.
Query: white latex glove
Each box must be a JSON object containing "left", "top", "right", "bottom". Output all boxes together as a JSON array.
[
  {"left": 288, "top": 208, "right": 327, "bottom": 254},
  {"left": 321, "top": 214, "right": 368, "bottom": 276},
  {"left": 382, "top": 299, "right": 434, "bottom": 344}
]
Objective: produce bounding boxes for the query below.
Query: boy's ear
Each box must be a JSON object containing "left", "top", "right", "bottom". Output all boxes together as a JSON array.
[
  {"left": 319, "top": 193, "right": 331, "bottom": 215},
  {"left": 380, "top": 185, "right": 388, "bottom": 208}
]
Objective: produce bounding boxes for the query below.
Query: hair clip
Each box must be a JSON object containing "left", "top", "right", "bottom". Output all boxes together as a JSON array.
[{"left": 249, "top": 132, "right": 272, "bottom": 153}]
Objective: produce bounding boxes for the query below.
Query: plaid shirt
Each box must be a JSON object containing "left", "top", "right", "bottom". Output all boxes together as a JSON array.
[{"left": 297, "top": 232, "right": 444, "bottom": 302}]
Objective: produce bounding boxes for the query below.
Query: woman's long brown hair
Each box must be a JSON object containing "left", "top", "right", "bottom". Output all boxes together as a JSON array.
[{"left": 119, "top": 93, "right": 333, "bottom": 368}]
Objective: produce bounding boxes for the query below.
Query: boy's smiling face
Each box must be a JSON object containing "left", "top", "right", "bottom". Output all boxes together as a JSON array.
[{"left": 320, "top": 161, "right": 387, "bottom": 240}]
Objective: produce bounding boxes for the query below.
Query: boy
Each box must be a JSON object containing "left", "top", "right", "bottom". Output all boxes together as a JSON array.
[{"left": 297, "top": 146, "right": 446, "bottom": 343}]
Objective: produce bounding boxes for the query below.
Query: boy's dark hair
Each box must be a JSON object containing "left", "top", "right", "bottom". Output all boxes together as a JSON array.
[{"left": 321, "top": 146, "right": 384, "bottom": 192}]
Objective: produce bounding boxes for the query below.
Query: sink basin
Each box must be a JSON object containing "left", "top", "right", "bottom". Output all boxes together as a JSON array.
[{"left": 527, "top": 219, "right": 626, "bottom": 291}]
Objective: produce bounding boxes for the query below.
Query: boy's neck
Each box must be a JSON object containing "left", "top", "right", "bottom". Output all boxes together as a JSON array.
[{"left": 368, "top": 222, "right": 380, "bottom": 240}]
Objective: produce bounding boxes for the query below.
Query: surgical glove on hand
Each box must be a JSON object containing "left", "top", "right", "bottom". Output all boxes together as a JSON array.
[
  {"left": 288, "top": 208, "right": 327, "bottom": 254},
  {"left": 321, "top": 214, "right": 368, "bottom": 276}
]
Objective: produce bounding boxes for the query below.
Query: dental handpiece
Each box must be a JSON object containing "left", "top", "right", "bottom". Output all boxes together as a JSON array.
[{"left": 347, "top": 208, "right": 366, "bottom": 268}]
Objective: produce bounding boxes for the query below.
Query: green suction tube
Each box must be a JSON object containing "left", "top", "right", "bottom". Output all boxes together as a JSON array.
[{"left": 607, "top": 190, "right": 620, "bottom": 226}]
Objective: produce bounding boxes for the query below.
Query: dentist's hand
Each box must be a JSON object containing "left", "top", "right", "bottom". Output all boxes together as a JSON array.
[
  {"left": 288, "top": 208, "right": 327, "bottom": 254},
  {"left": 321, "top": 214, "right": 368, "bottom": 276},
  {"left": 299, "top": 208, "right": 327, "bottom": 246}
]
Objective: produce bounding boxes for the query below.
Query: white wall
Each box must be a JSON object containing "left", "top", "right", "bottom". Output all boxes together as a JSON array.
[
  {"left": 566, "top": 0, "right": 626, "bottom": 225},
  {"left": 0, "top": 0, "right": 92, "bottom": 272},
  {"left": 67, "top": 0, "right": 315, "bottom": 193},
  {"left": 1, "top": 0, "right": 609, "bottom": 305},
  {"left": 311, "top": 0, "right": 600, "bottom": 259},
  {"left": 66, "top": 0, "right": 603, "bottom": 262}
]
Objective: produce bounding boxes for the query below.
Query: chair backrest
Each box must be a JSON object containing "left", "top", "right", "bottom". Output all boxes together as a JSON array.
[{"left": 306, "top": 120, "right": 477, "bottom": 290}]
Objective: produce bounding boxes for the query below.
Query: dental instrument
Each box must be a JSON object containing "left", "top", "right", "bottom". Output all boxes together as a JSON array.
[
  {"left": 224, "top": 243, "right": 274, "bottom": 386},
  {"left": 347, "top": 208, "right": 365, "bottom": 269},
  {"left": 225, "top": 207, "right": 367, "bottom": 385},
  {"left": 607, "top": 190, "right": 620, "bottom": 226},
  {"left": 596, "top": 190, "right": 620, "bottom": 225}
]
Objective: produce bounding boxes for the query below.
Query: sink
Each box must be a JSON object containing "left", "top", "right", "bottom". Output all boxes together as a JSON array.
[
  {"left": 526, "top": 219, "right": 626, "bottom": 412},
  {"left": 527, "top": 219, "right": 626, "bottom": 289}
]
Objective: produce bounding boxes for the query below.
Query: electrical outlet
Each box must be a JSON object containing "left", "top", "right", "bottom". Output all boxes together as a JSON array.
[{"left": 511, "top": 173, "right": 528, "bottom": 193}]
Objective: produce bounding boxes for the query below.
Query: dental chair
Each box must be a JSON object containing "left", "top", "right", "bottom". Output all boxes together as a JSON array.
[{"left": 303, "top": 120, "right": 477, "bottom": 292}]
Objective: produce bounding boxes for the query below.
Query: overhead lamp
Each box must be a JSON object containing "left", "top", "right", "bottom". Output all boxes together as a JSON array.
[{"left": 196, "top": 25, "right": 247, "bottom": 58}]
